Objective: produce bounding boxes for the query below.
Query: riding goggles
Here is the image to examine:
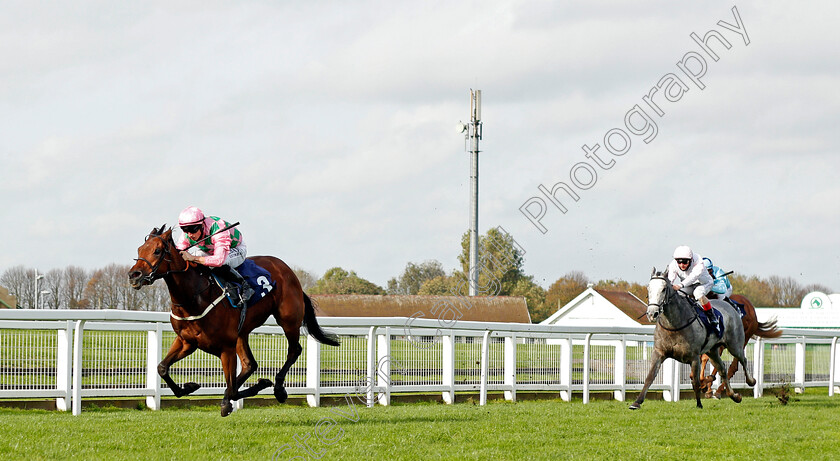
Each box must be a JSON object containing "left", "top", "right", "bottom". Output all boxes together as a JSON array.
[{"left": 180, "top": 224, "right": 202, "bottom": 234}]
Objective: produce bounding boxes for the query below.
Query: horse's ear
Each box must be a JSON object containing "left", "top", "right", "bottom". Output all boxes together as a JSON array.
[{"left": 651, "top": 267, "right": 656, "bottom": 278}]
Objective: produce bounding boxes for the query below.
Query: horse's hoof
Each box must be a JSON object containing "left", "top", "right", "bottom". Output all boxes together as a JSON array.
[
  {"left": 629, "top": 403, "right": 640, "bottom": 410},
  {"left": 257, "top": 378, "right": 273, "bottom": 390},
  {"left": 221, "top": 400, "right": 234, "bottom": 417},
  {"left": 747, "top": 378, "right": 756, "bottom": 387},
  {"left": 731, "top": 393, "right": 742, "bottom": 403},
  {"left": 183, "top": 382, "right": 201, "bottom": 395},
  {"left": 697, "top": 403, "right": 703, "bottom": 409},
  {"left": 274, "top": 386, "right": 288, "bottom": 403}
]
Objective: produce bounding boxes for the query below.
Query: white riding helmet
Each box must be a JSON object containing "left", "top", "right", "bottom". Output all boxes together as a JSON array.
[{"left": 673, "top": 246, "right": 693, "bottom": 260}]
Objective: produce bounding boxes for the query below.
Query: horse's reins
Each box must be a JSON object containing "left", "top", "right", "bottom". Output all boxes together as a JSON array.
[
  {"left": 135, "top": 232, "right": 226, "bottom": 321},
  {"left": 648, "top": 276, "right": 701, "bottom": 332},
  {"left": 134, "top": 234, "right": 191, "bottom": 282}
]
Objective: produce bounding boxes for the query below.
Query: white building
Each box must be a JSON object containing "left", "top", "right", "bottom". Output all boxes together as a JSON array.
[
  {"left": 540, "top": 287, "right": 654, "bottom": 329},
  {"left": 755, "top": 292, "right": 840, "bottom": 329},
  {"left": 541, "top": 287, "right": 840, "bottom": 331}
]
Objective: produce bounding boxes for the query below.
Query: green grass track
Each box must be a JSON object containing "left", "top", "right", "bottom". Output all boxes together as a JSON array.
[{"left": 1, "top": 390, "right": 839, "bottom": 460}]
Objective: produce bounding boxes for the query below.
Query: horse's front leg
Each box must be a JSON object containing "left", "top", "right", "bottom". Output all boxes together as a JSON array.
[
  {"left": 707, "top": 348, "right": 741, "bottom": 403},
  {"left": 630, "top": 350, "right": 664, "bottom": 410},
  {"left": 690, "top": 357, "right": 703, "bottom": 409},
  {"left": 158, "top": 336, "right": 200, "bottom": 397},
  {"left": 231, "top": 337, "right": 273, "bottom": 400},
  {"left": 220, "top": 348, "right": 239, "bottom": 417}
]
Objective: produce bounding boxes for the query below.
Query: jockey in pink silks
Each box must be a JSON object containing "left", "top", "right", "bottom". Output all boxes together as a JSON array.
[{"left": 175, "top": 206, "right": 254, "bottom": 308}]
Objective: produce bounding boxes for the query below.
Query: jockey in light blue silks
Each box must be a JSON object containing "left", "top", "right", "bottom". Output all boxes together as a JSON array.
[
  {"left": 704, "top": 257, "right": 733, "bottom": 298},
  {"left": 703, "top": 257, "right": 745, "bottom": 316}
]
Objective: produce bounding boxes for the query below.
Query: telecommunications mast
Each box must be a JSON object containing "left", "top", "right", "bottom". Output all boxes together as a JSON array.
[{"left": 460, "top": 90, "right": 482, "bottom": 296}]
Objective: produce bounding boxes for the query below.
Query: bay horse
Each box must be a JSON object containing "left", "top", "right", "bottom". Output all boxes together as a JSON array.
[
  {"left": 127, "top": 225, "right": 340, "bottom": 416},
  {"left": 629, "top": 268, "right": 755, "bottom": 410},
  {"left": 699, "top": 294, "right": 782, "bottom": 397}
]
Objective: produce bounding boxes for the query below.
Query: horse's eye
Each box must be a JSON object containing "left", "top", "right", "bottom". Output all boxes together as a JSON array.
[{"left": 154, "top": 248, "right": 162, "bottom": 255}]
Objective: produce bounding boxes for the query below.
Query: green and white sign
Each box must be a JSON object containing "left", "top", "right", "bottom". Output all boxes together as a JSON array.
[{"left": 801, "top": 292, "right": 831, "bottom": 310}]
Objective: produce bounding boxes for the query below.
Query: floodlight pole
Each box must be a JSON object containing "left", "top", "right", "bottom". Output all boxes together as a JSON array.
[{"left": 467, "top": 90, "right": 482, "bottom": 296}]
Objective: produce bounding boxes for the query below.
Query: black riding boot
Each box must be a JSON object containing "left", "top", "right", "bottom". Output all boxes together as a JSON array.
[
  {"left": 704, "top": 308, "right": 718, "bottom": 326},
  {"left": 214, "top": 265, "right": 255, "bottom": 308}
]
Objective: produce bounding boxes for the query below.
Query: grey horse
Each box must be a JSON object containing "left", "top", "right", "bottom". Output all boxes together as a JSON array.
[{"left": 629, "top": 268, "right": 756, "bottom": 410}]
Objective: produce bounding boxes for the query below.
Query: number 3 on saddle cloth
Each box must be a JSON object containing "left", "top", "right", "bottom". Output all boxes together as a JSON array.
[{"left": 211, "top": 259, "right": 276, "bottom": 332}]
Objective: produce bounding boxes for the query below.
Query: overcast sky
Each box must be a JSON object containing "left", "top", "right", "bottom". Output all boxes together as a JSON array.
[{"left": 2, "top": 1, "right": 838, "bottom": 292}]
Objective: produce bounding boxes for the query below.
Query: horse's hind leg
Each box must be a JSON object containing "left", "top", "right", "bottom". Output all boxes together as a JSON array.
[
  {"left": 715, "top": 358, "right": 741, "bottom": 398},
  {"left": 158, "top": 336, "right": 200, "bottom": 397},
  {"left": 726, "top": 341, "right": 756, "bottom": 387},
  {"left": 274, "top": 326, "right": 303, "bottom": 403},
  {"left": 630, "top": 350, "right": 664, "bottom": 410},
  {"left": 707, "top": 348, "right": 741, "bottom": 403}
]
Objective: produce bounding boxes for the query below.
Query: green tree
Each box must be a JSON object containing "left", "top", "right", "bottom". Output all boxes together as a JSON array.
[
  {"left": 309, "top": 267, "right": 386, "bottom": 295},
  {"left": 417, "top": 275, "right": 457, "bottom": 295},
  {"left": 457, "top": 227, "right": 526, "bottom": 297},
  {"left": 509, "top": 276, "right": 548, "bottom": 322},
  {"left": 544, "top": 271, "right": 590, "bottom": 317},
  {"left": 387, "top": 260, "right": 446, "bottom": 295},
  {"left": 729, "top": 274, "right": 775, "bottom": 307}
]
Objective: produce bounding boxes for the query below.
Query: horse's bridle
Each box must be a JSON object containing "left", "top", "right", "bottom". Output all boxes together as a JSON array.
[
  {"left": 134, "top": 234, "right": 187, "bottom": 284},
  {"left": 648, "top": 276, "right": 699, "bottom": 332}
]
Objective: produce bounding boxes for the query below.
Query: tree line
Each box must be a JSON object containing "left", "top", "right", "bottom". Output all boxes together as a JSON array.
[{"left": 1, "top": 228, "right": 833, "bottom": 322}]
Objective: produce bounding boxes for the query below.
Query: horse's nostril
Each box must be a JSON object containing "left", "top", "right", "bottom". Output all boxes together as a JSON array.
[{"left": 129, "top": 271, "right": 141, "bottom": 280}]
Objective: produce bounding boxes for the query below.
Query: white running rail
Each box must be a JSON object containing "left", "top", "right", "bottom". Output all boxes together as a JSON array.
[{"left": 2, "top": 309, "right": 839, "bottom": 415}]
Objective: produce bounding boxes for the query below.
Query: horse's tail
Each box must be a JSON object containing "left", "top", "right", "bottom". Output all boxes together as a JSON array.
[
  {"left": 754, "top": 316, "right": 783, "bottom": 339},
  {"left": 302, "top": 293, "right": 341, "bottom": 347}
]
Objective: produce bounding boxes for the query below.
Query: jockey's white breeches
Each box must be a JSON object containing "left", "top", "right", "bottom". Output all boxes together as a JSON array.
[{"left": 680, "top": 281, "right": 713, "bottom": 302}]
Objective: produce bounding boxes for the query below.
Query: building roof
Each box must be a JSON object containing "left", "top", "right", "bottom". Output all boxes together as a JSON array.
[
  {"left": 594, "top": 289, "right": 654, "bottom": 326},
  {"left": 0, "top": 286, "right": 15, "bottom": 309},
  {"left": 310, "top": 294, "right": 531, "bottom": 324},
  {"left": 540, "top": 287, "right": 652, "bottom": 327}
]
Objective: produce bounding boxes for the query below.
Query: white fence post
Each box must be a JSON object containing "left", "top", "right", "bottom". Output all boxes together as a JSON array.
[
  {"left": 830, "top": 337, "right": 839, "bottom": 396},
  {"left": 71, "top": 320, "right": 85, "bottom": 416},
  {"left": 559, "top": 337, "right": 572, "bottom": 402},
  {"left": 582, "top": 334, "right": 592, "bottom": 404},
  {"left": 504, "top": 334, "right": 516, "bottom": 402},
  {"left": 795, "top": 337, "right": 806, "bottom": 393},
  {"left": 377, "top": 327, "right": 391, "bottom": 406},
  {"left": 479, "top": 330, "right": 491, "bottom": 406},
  {"left": 306, "top": 333, "right": 321, "bottom": 407},
  {"left": 442, "top": 332, "right": 455, "bottom": 404},
  {"left": 614, "top": 337, "right": 626, "bottom": 402},
  {"left": 55, "top": 321, "right": 73, "bottom": 411},
  {"left": 662, "top": 359, "right": 675, "bottom": 402},
  {"left": 672, "top": 360, "right": 681, "bottom": 402},
  {"left": 753, "top": 338, "right": 763, "bottom": 398},
  {"left": 145, "top": 324, "right": 162, "bottom": 411},
  {"left": 366, "top": 326, "right": 376, "bottom": 407}
]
